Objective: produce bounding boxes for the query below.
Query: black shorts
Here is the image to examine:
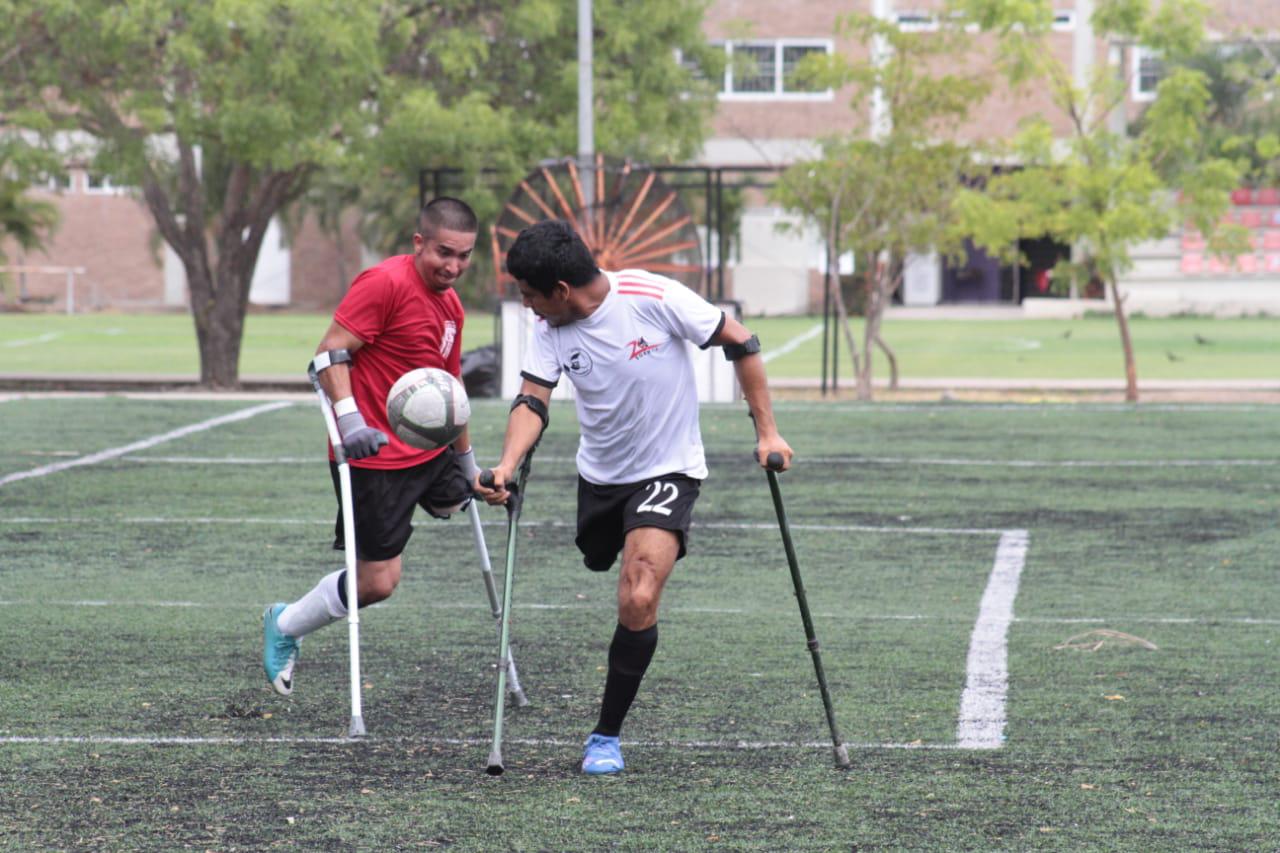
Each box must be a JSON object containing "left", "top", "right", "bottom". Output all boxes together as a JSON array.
[
  {"left": 575, "top": 473, "right": 701, "bottom": 572},
  {"left": 330, "top": 449, "right": 473, "bottom": 561}
]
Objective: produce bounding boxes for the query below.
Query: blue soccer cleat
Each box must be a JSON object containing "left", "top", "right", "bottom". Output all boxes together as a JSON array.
[
  {"left": 581, "top": 733, "right": 624, "bottom": 775},
  {"left": 262, "top": 603, "right": 299, "bottom": 696}
]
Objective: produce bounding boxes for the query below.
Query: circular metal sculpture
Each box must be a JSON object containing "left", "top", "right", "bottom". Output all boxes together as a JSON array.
[{"left": 492, "top": 156, "right": 704, "bottom": 294}]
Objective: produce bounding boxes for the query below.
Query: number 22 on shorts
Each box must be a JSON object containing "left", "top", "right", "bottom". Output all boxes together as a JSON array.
[{"left": 637, "top": 480, "right": 679, "bottom": 516}]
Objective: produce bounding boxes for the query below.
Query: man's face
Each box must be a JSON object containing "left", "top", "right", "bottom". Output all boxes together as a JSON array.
[
  {"left": 413, "top": 227, "right": 476, "bottom": 292},
  {"left": 518, "top": 280, "right": 573, "bottom": 326}
]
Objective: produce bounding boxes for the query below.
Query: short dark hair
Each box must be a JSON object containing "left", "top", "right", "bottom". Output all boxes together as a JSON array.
[
  {"left": 418, "top": 197, "right": 478, "bottom": 239},
  {"left": 504, "top": 219, "right": 599, "bottom": 296}
]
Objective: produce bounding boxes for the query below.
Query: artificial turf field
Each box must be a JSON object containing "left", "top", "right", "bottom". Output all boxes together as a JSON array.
[{"left": 0, "top": 395, "right": 1276, "bottom": 850}]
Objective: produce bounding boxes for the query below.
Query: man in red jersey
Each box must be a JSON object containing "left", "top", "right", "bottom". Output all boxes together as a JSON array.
[{"left": 262, "top": 197, "right": 479, "bottom": 696}]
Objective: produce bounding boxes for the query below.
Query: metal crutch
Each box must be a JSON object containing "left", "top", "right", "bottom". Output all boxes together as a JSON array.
[
  {"left": 307, "top": 364, "right": 366, "bottom": 738},
  {"left": 465, "top": 499, "right": 529, "bottom": 706}
]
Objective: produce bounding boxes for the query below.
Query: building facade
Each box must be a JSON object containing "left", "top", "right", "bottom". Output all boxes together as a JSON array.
[{"left": 5, "top": 0, "right": 1276, "bottom": 316}]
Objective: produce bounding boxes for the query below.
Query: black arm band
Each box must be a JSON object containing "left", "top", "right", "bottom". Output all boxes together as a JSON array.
[
  {"left": 722, "top": 334, "right": 762, "bottom": 362},
  {"left": 511, "top": 394, "right": 550, "bottom": 432}
]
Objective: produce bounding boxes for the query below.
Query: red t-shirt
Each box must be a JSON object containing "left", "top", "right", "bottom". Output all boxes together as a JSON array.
[{"left": 331, "top": 254, "right": 465, "bottom": 470}]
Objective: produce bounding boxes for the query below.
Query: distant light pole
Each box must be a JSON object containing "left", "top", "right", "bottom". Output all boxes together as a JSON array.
[{"left": 578, "top": 0, "right": 594, "bottom": 209}]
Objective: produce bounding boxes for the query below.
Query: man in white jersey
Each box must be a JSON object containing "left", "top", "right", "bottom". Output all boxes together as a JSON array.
[{"left": 476, "top": 219, "right": 792, "bottom": 775}]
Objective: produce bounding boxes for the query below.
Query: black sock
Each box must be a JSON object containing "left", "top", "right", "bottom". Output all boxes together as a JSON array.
[
  {"left": 593, "top": 623, "right": 658, "bottom": 738},
  {"left": 335, "top": 570, "right": 348, "bottom": 610}
]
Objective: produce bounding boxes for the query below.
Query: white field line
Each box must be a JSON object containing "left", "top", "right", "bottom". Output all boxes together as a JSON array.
[
  {"left": 0, "top": 598, "right": 1273, "bottom": 626},
  {"left": 3, "top": 332, "right": 62, "bottom": 348},
  {"left": 0, "top": 402, "right": 293, "bottom": 488},
  {"left": 0, "top": 516, "right": 1006, "bottom": 536},
  {"left": 763, "top": 323, "right": 824, "bottom": 363},
  {"left": 0, "top": 734, "right": 964, "bottom": 751},
  {"left": 956, "top": 529, "right": 1029, "bottom": 750},
  {"left": 803, "top": 456, "right": 1279, "bottom": 468},
  {"left": 117, "top": 453, "right": 1279, "bottom": 468}
]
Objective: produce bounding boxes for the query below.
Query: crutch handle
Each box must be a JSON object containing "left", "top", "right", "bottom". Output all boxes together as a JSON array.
[
  {"left": 752, "top": 449, "right": 787, "bottom": 472},
  {"left": 480, "top": 468, "right": 519, "bottom": 496}
]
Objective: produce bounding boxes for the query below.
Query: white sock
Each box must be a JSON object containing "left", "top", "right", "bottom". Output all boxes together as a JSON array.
[{"left": 278, "top": 570, "right": 348, "bottom": 638}]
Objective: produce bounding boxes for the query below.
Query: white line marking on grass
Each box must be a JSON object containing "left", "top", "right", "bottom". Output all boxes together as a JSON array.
[
  {"left": 0, "top": 516, "right": 1006, "bottom": 536},
  {"left": 956, "top": 529, "right": 1029, "bottom": 750},
  {"left": 0, "top": 402, "right": 294, "bottom": 488},
  {"left": 3, "top": 332, "right": 62, "bottom": 348},
  {"left": 119, "top": 452, "right": 1280, "bottom": 469},
  {"left": 802, "top": 456, "right": 1278, "bottom": 468},
  {"left": 2, "top": 598, "right": 1275, "bottom": 627},
  {"left": 763, "top": 323, "right": 824, "bottom": 363},
  {"left": 124, "top": 455, "right": 315, "bottom": 465},
  {"left": 0, "top": 734, "right": 967, "bottom": 751}
]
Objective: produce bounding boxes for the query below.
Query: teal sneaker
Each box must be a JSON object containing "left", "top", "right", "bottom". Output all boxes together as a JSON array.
[
  {"left": 262, "top": 603, "right": 299, "bottom": 696},
  {"left": 581, "top": 733, "right": 624, "bottom": 775}
]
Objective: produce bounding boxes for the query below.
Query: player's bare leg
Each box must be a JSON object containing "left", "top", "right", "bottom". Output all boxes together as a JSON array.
[
  {"left": 583, "top": 527, "right": 679, "bottom": 774},
  {"left": 265, "top": 556, "right": 402, "bottom": 695}
]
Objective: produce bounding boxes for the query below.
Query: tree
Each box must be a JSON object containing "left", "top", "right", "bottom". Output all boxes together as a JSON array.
[
  {"left": 0, "top": 137, "right": 59, "bottom": 304},
  {"left": 0, "top": 0, "right": 720, "bottom": 387},
  {"left": 951, "top": 0, "right": 1247, "bottom": 402},
  {"left": 772, "top": 14, "right": 988, "bottom": 400},
  {"left": 321, "top": 0, "right": 722, "bottom": 309}
]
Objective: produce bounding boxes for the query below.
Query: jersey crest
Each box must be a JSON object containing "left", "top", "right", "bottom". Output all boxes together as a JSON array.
[
  {"left": 440, "top": 320, "right": 457, "bottom": 358},
  {"left": 627, "top": 337, "right": 662, "bottom": 360}
]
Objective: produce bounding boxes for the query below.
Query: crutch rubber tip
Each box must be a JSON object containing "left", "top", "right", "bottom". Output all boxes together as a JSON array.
[
  {"left": 348, "top": 716, "right": 367, "bottom": 738},
  {"left": 833, "top": 744, "right": 851, "bottom": 769},
  {"left": 513, "top": 689, "right": 530, "bottom": 708},
  {"left": 485, "top": 752, "right": 505, "bottom": 775}
]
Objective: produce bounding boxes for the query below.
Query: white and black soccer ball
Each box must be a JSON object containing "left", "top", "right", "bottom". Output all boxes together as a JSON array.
[{"left": 385, "top": 367, "right": 471, "bottom": 451}]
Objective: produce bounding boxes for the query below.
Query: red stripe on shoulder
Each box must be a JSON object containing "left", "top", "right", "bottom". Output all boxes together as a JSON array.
[
  {"left": 617, "top": 275, "right": 666, "bottom": 290},
  {"left": 618, "top": 288, "right": 664, "bottom": 300}
]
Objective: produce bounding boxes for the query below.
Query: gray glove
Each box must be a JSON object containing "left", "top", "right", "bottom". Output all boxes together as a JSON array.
[{"left": 336, "top": 410, "right": 388, "bottom": 459}]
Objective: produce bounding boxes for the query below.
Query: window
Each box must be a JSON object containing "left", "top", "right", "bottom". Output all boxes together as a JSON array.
[
  {"left": 1132, "top": 47, "right": 1163, "bottom": 101},
  {"left": 895, "top": 12, "right": 938, "bottom": 32},
  {"left": 716, "top": 40, "right": 833, "bottom": 100},
  {"left": 1051, "top": 11, "right": 1075, "bottom": 31},
  {"left": 84, "top": 171, "right": 129, "bottom": 195},
  {"left": 782, "top": 45, "right": 827, "bottom": 93},
  {"left": 731, "top": 43, "right": 776, "bottom": 94}
]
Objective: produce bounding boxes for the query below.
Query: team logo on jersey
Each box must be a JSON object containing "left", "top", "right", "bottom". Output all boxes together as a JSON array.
[
  {"left": 627, "top": 337, "right": 662, "bottom": 360},
  {"left": 440, "top": 320, "right": 457, "bottom": 359},
  {"left": 565, "top": 348, "right": 593, "bottom": 376}
]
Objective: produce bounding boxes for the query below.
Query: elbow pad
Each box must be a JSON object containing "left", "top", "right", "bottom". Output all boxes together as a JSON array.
[
  {"left": 511, "top": 394, "right": 550, "bottom": 432},
  {"left": 722, "top": 334, "right": 761, "bottom": 362}
]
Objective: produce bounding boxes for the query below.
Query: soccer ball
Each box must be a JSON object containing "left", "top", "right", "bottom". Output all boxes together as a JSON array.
[{"left": 385, "top": 367, "right": 471, "bottom": 451}]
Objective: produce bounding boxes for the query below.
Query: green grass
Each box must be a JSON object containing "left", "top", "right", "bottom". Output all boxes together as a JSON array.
[
  {"left": 2, "top": 311, "right": 1276, "bottom": 380},
  {"left": 1, "top": 396, "right": 1277, "bottom": 849}
]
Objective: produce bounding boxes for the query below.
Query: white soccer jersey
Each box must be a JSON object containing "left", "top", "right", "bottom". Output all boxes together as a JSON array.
[{"left": 521, "top": 270, "right": 726, "bottom": 485}]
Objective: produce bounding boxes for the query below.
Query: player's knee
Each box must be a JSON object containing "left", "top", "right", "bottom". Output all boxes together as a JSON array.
[{"left": 359, "top": 561, "right": 401, "bottom": 604}]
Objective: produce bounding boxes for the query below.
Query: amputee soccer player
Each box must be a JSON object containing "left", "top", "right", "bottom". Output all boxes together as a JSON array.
[
  {"left": 262, "top": 197, "right": 481, "bottom": 696},
  {"left": 476, "top": 219, "right": 793, "bottom": 774}
]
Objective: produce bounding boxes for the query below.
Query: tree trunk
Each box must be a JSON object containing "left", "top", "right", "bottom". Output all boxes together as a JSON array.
[
  {"left": 824, "top": 208, "right": 860, "bottom": 394},
  {"left": 875, "top": 332, "right": 899, "bottom": 390},
  {"left": 1109, "top": 277, "right": 1139, "bottom": 402},
  {"left": 857, "top": 252, "right": 891, "bottom": 401}
]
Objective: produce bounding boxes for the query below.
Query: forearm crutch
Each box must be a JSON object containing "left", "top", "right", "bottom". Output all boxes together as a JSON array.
[
  {"left": 465, "top": 500, "right": 529, "bottom": 707},
  {"left": 762, "top": 451, "right": 850, "bottom": 769},
  {"left": 307, "top": 365, "right": 366, "bottom": 738},
  {"left": 480, "top": 445, "right": 537, "bottom": 776}
]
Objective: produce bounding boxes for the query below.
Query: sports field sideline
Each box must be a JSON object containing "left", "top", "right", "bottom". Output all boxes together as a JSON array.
[{"left": 1, "top": 394, "right": 1276, "bottom": 849}]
